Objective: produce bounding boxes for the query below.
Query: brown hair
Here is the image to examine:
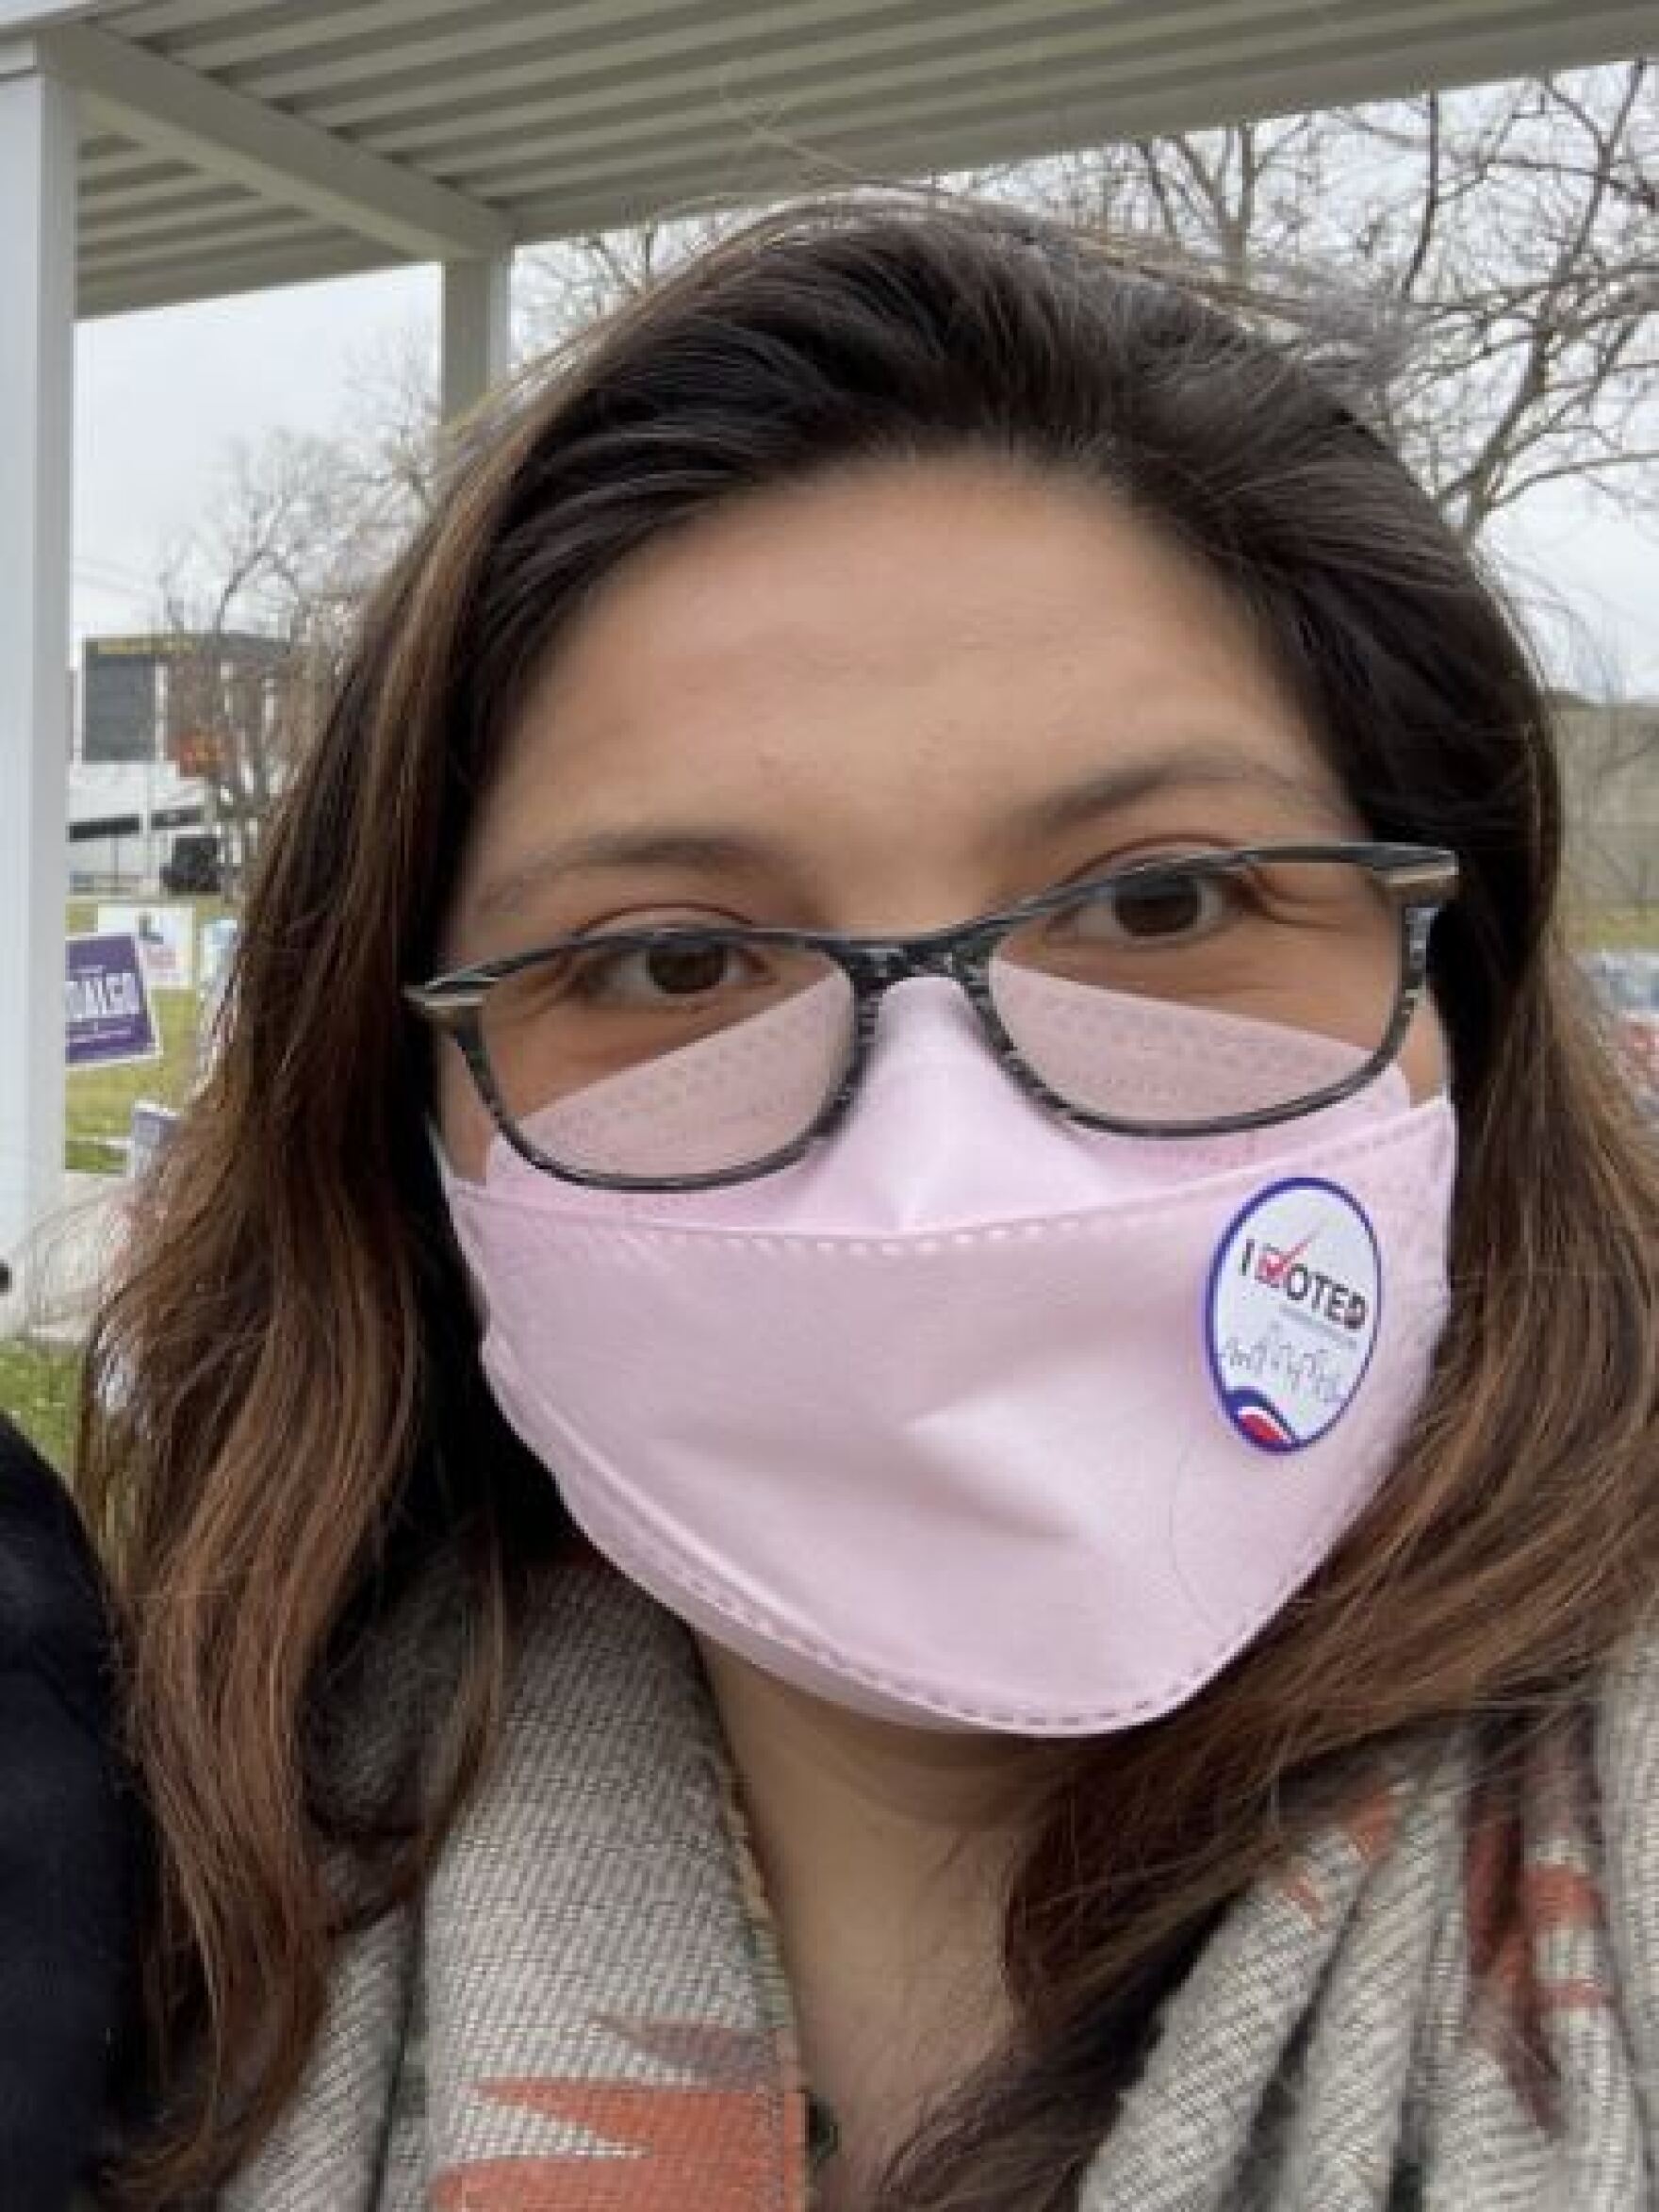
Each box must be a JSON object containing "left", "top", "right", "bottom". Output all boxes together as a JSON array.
[{"left": 83, "top": 195, "right": 1658, "bottom": 2207}]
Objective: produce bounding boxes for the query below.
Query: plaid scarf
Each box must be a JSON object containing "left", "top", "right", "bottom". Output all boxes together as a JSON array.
[{"left": 221, "top": 1560, "right": 1658, "bottom": 2211}]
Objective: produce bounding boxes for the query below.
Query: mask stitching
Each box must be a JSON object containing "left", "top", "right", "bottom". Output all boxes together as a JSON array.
[{"left": 461, "top": 1101, "right": 1455, "bottom": 1246}]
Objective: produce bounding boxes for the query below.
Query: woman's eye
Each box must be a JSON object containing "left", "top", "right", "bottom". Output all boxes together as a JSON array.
[
  {"left": 1071, "top": 871, "right": 1239, "bottom": 944},
  {"left": 569, "top": 937, "right": 764, "bottom": 1006}
]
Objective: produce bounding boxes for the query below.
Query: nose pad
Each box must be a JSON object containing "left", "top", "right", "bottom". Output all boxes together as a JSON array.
[
  {"left": 863, "top": 974, "right": 1010, "bottom": 1078},
  {"left": 856, "top": 971, "right": 1059, "bottom": 1128},
  {"left": 797, "top": 974, "right": 1121, "bottom": 1233}
]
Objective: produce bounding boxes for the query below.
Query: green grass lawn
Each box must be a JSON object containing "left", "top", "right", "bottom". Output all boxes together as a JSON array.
[
  {"left": 1570, "top": 905, "right": 1659, "bottom": 952},
  {"left": 65, "top": 987, "right": 202, "bottom": 1170},
  {"left": 0, "top": 1337, "right": 80, "bottom": 1471}
]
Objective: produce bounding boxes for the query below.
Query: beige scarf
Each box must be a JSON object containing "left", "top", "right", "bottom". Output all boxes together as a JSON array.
[{"left": 222, "top": 1559, "right": 1659, "bottom": 2210}]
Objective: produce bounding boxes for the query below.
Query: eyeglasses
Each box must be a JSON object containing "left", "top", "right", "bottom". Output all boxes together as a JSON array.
[{"left": 407, "top": 840, "right": 1457, "bottom": 1191}]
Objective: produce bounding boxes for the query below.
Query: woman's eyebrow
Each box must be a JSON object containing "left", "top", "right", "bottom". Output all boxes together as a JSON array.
[
  {"left": 468, "top": 745, "right": 1342, "bottom": 924},
  {"left": 1007, "top": 746, "right": 1341, "bottom": 840},
  {"left": 469, "top": 828, "right": 785, "bottom": 924}
]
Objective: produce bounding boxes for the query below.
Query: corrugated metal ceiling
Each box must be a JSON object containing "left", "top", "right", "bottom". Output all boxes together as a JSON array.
[{"left": 8, "top": 0, "right": 1653, "bottom": 318}]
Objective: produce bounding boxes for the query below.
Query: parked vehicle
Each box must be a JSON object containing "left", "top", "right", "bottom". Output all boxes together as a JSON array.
[{"left": 160, "top": 832, "right": 223, "bottom": 898}]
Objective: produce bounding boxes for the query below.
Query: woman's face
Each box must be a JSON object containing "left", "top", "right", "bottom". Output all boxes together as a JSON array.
[{"left": 437, "top": 457, "right": 1446, "bottom": 1177}]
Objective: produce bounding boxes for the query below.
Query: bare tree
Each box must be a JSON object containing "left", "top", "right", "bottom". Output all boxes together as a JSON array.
[
  {"left": 515, "top": 73, "right": 1658, "bottom": 546},
  {"left": 514, "top": 208, "right": 737, "bottom": 355},
  {"left": 336, "top": 320, "right": 451, "bottom": 519},
  {"left": 156, "top": 430, "right": 389, "bottom": 881},
  {"left": 1002, "top": 63, "right": 1657, "bottom": 543}
]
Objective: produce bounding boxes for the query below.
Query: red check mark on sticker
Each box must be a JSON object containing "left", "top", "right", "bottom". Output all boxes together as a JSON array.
[{"left": 1260, "top": 1229, "right": 1318, "bottom": 1287}]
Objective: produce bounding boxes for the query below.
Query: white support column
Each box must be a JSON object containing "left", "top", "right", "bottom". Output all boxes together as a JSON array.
[
  {"left": 440, "top": 253, "right": 512, "bottom": 422},
  {"left": 0, "top": 50, "right": 75, "bottom": 1296}
]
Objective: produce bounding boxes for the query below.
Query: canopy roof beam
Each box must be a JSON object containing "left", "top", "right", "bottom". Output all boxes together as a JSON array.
[{"left": 38, "top": 18, "right": 512, "bottom": 262}]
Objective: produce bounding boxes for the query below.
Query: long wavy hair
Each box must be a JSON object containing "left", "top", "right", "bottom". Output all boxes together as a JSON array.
[{"left": 84, "top": 195, "right": 1658, "bottom": 2207}]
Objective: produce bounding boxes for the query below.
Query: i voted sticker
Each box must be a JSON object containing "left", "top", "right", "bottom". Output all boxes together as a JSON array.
[{"left": 1205, "top": 1177, "right": 1382, "bottom": 1453}]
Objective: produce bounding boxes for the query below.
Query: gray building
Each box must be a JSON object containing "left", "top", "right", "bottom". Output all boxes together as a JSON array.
[{"left": 1556, "top": 702, "right": 1659, "bottom": 916}]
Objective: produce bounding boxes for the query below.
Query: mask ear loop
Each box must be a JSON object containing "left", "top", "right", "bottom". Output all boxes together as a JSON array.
[
  {"left": 428, "top": 1114, "right": 514, "bottom": 1189},
  {"left": 425, "top": 1116, "right": 452, "bottom": 1178},
  {"left": 425, "top": 1117, "right": 495, "bottom": 1322}
]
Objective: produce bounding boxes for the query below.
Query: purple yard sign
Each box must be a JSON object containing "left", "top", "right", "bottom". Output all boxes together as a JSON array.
[{"left": 65, "top": 933, "right": 160, "bottom": 1070}]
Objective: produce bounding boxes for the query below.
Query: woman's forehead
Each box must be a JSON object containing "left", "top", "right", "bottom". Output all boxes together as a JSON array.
[{"left": 454, "top": 459, "right": 1350, "bottom": 923}]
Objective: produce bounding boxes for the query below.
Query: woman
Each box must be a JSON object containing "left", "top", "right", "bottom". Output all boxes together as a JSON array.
[
  {"left": 0, "top": 1411, "right": 133, "bottom": 2210},
  {"left": 84, "top": 198, "right": 1656, "bottom": 2209}
]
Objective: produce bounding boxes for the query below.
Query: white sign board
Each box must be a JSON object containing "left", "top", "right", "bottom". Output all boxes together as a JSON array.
[
  {"left": 127, "top": 1100, "right": 181, "bottom": 1180},
  {"left": 96, "top": 902, "right": 196, "bottom": 989}
]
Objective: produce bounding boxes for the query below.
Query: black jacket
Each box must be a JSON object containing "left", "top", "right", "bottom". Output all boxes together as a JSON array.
[{"left": 0, "top": 1413, "right": 134, "bottom": 2210}]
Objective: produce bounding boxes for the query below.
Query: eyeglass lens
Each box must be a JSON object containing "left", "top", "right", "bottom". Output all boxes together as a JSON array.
[{"left": 480, "top": 855, "right": 1405, "bottom": 1180}]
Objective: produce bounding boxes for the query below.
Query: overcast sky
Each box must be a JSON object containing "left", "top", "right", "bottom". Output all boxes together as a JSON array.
[{"left": 72, "top": 256, "right": 1659, "bottom": 701}]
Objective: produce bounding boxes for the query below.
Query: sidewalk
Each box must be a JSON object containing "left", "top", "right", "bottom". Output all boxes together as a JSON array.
[{"left": 0, "top": 1172, "right": 132, "bottom": 1345}]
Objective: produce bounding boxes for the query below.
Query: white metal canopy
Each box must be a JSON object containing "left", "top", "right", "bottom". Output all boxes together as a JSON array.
[
  {"left": 6, "top": 0, "right": 1658, "bottom": 321},
  {"left": 1, "top": 0, "right": 1655, "bottom": 1293}
]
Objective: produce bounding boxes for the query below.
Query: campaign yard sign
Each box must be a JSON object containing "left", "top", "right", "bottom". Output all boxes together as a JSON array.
[
  {"left": 96, "top": 902, "right": 197, "bottom": 989},
  {"left": 127, "top": 1100, "right": 181, "bottom": 1179},
  {"left": 66, "top": 933, "right": 160, "bottom": 1070}
]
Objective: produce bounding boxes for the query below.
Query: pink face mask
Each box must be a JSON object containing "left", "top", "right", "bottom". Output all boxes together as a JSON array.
[{"left": 438, "top": 976, "right": 1455, "bottom": 1735}]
